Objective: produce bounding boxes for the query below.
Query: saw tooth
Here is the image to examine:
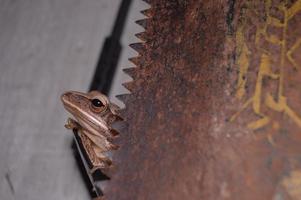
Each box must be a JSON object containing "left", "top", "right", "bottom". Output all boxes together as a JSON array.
[
  {"left": 114, "top": 114, "right": 124, "bottom": 122},
  {"left": 99, "top": 165, "right": 118, "bottom": 181},
  {"left": 111, "top": 143, "right": 119, "bottom": 151},
  {"left": 123, "top": 67, "right": 138, "bottom": 78},
  {"left": 135, "top": 32, "right": 148, "bottom": 42},
  {"left": 135, "top": 19, "right": 148, "bottom": 30},
  {"left": 102, "top": 3, "right": 152, "bottom": 197},
  {"left": 122, "top": 81, "right": 135, "bottom": 92},
  {"left": 128, "top": 57, "right": 144, "bottom": 67},
  {"left": 130, "top": 43, "right": 146, "bottom": 54},
  {"left": 141, "top": 9, "right": 152, "bottom": 17},
  {"left": 110, "top": 128, "right": 120, "bottom": 137},
  {"left": 116, "top": 94, "right": 131, "bottom": 103}
]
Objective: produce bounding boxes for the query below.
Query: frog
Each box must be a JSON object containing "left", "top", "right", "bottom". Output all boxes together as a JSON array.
[{"left": 61, "top": 90, "right": 122, "bottom": 173}]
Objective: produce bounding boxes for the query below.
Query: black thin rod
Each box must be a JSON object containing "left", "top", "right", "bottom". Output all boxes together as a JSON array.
[
  {"left": 89, "top": 0, "right": 132, "bottom": 94},
  {"left": 111, "top": 0, "right": 132, "bottom": 40}
]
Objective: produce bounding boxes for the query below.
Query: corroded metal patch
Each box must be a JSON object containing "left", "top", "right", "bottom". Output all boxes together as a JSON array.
[{"left": 104, "top": 0, "right": 301, "bottom": 199}]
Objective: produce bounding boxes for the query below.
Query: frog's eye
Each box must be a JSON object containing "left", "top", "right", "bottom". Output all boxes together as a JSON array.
[
  {"left": 90, "top": 98, "right": 106, "bottom": 113},
  {"left": 91, "top": 99, "right": 104, "bottom": 107}
]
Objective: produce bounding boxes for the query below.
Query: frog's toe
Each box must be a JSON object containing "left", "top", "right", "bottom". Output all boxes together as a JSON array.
[{"left": 65, "top": 118, "right": 80, "bottom": 130}]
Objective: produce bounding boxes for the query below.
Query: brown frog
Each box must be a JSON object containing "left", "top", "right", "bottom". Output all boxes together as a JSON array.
[{"left": 61, "top": 90, "right": 122, "bottom": 173}]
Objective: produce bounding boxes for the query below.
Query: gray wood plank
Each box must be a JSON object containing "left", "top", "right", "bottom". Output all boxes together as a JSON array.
[{"left": 0, "top": 1, "right": 121, "bottom": 199}]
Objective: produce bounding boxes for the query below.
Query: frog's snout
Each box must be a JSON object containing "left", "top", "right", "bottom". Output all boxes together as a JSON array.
[{"left": 61, "top": 91, "right": 72, "bottom": 104}]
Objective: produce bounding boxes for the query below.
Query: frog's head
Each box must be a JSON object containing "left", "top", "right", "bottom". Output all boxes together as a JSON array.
[{"left": 61, "top": 90, "right": 122, "bottom": 135}]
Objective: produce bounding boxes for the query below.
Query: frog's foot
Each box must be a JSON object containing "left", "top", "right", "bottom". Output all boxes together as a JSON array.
[
  {"left": 90, "top": 160, "right": 111, "bottom": 174},
  {"left": 90, "top": 166, "right": 101, "bottom": 174},
  {"left": 64, "top": 118, "right": 80, "bottom": 130}
]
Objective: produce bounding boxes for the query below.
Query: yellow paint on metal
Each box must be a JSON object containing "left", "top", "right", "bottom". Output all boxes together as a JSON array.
[
  {"left": 287, "top": 0, "right": 301, "bottom": 19},
  {"left": 235, "top": 26, "right": 250, "bottom": 100},
  {"left": 231, "top": 0, "right": 301, "bottom": 130},
  {"left": 287, "top": 38, "right": 301, "bottom": 70}
]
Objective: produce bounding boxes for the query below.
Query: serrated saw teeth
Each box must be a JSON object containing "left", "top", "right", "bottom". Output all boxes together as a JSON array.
[
  {"left": 128, "top": 57, "right": 144, "bottom": 67},
  {"left": 123, "top": 67, "right": 138, "bottom": 78},
  {"left": 110, "top": 128, "right": 120, "bottom": 137},
  {"left": 116, "top": 94, "right": 131, "bottom": 103},
  {"left": 141, "top": 9, "right": 152, "bottom": 17},
  {"left": 114, "top": 114, "right": 124, "bottom": 122},
  {"left": 122, "top": 81, "right": 135, "bottom": 92},
  {"left": 98, "top": 0, "right": 152, "bottom": 197},
  {"left": 129, "top": 43, "right": 146, "bottom": 54},
  {"left": 135, "top": 19, "right": 148, "bottom": 30},
  {"left": 135, "top": 32, "right": 148, "bottom": 42}
]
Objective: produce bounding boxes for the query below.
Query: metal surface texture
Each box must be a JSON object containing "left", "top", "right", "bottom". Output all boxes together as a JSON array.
[{"left": 104, "top": 0, "right": 301, "bottom": 199}]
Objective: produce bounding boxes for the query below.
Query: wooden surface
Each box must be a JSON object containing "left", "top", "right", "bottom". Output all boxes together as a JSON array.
[{"left": 0, "top": 0, "right": 146, "bottom": 199}]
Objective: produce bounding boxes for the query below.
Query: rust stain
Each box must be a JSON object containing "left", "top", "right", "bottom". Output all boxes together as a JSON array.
[{"left": 103, "top": 0, "right": 301, "bottom": 199}]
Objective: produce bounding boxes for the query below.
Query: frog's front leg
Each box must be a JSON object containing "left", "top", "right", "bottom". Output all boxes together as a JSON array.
[
  {"left": 64, "top": 118, "right": 81, "bottom": 130},
  {"left": 89, "top": 157, "right": 112, "bottom": 174}
]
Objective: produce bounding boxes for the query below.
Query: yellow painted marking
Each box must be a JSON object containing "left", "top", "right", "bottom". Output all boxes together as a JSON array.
[
  {"left": 268, "top": 16, "right": 284, "bottom": 27},
  {"left": 235, "top": 27, "right": 250, "bottom": 100},
  {"left": 283, "top": 104, "right": 301, "bottom": 127},
  {"left": 231, "top": 0, "right": 301, "bottom": 130},
  {"left": 247, "top": 117, "right": 270, "bottom": 130},
  {"left": 287, "top": 38, "right": 301, "bottom": 70},
  {"left": 287, "top": 0, "right": 301, "bottom": 20},
  {"left": 265, "top": 93, "right": 283, "bottom": 112}
]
